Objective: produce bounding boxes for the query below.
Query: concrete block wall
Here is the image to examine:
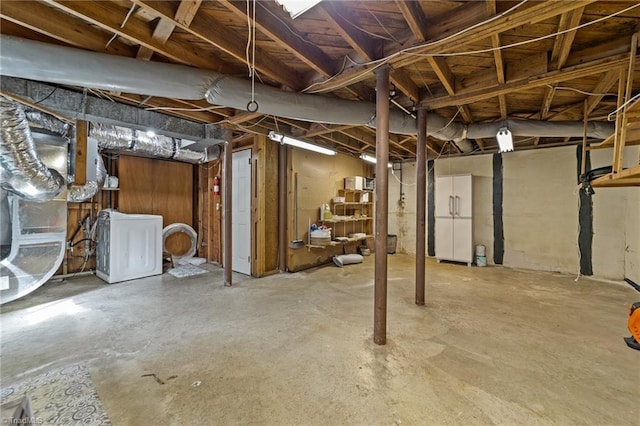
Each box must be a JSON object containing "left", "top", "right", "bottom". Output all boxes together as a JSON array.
[{"left": 389, "top": 145, "right": 640, "bottom": 282}]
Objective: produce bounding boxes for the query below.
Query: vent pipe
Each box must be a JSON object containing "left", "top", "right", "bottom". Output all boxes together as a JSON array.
[
  {"left": 0, "top": 35, "right": 615, "bottom": 150},
  {"left": 67, "top": 154, "right": 107, "bottom": 202},
  {"left": 88, "top": 123, "right": 220, "bottom": 163},
  {"left": 0, "top": 95, "right": 65, "bottom": 202}
]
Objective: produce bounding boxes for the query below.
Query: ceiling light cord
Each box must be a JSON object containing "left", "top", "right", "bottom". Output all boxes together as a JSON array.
[{"left": 246, "top": 0, "right": 259, "bottom": 112}]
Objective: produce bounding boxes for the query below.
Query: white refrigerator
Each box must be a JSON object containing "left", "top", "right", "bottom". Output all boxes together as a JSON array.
[
  {"left": 96, "top": 211, "right": 163, "bottom": 283},
  {"left": 435, "top": 174, "right": 473, "bottom": 266}
]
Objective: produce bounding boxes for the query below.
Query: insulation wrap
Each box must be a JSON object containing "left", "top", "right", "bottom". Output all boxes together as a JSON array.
[{"left": 0, "top": 96, "right": 65, "bottom": 202}]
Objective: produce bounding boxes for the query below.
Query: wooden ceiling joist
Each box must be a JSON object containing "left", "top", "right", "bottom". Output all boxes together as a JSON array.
[
  {"left": 309, "top": 0, "right": 596, "bottom": 93},
  {"left": 136, "top": 0, "right": 203, "bottom": 61}
]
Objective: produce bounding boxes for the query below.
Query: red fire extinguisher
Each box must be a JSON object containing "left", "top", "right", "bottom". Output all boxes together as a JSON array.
[{"left": 213, "top": 176, "right": 220, "bottom": 196}]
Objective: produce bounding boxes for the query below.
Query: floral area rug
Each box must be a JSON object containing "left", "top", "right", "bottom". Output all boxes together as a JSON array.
[{"left": 1, "top": 362, "right": 111, "bottom": 425}]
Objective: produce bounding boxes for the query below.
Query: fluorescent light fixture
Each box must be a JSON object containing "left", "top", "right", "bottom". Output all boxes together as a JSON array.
[
  {"left": 360, "top": 154, "right": 392, "bottom": 168},
  {"left": 496, "top": 127, "right": 514, "bottom": 152},
  {"left": 275, "top": 0, "right": 322, "bottom": 18},
  {"left": 269, "top": 131, "right": 336, "bottom": 156}
]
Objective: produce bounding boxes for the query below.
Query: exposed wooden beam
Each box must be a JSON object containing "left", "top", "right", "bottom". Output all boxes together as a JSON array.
[
  {"left": 224, "top": 112, "right": 263, "bottom": 126},
  {"left": 136, "top": 0, "right": 202, "bottom": 61},
  {"left": 307, "top": 0, "right": 596, "bottom": 93},
  {"left": 0, "top": 1, "right": 136, "bottom": 56},
  {"left": 421, "top": 53, "right": 629, "bottom": 110},
  {"left": 317, "top": 2, "right": 419, "bottom": 102},
  {"left": 130, "top": 0, "right": 301, "bottom": 89},
  {"left": 585, "top": 70, "right": 620, "bottom": 117},
  {"left": 540, "top": 7, "right": 585, "bottom": 120},
  {"left": 486, "top": 0, "right": 509, "bottom": 121},
  {"left": 395, "top": 0, "right": 427, "bottom": 42},
  {"left": 427, "top": 56, "right": 473, "bottom": 122},
  {"left": 317, "top": 3, "right": 378, "bottom": 65},
  {"left": 551, "top": 8, "right": 585, "bottom": 70},
  {"left": 304, "top": 124, "right": 356, "bottom": 138},
  {"left": 219, "top": 0, "right": 335, "bottom": 78},
  {"left": 43, "top": 0, "right": 231, "bottom": 72}
]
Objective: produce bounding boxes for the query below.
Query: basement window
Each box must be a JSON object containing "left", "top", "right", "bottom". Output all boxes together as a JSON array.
[{"left": 275, "top": 0, "right": 322, "bottom": 19}]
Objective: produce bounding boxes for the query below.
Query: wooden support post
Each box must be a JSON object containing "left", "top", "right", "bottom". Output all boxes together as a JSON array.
[
  {"left": 415, "top": 109, "right": 427, "bottom": 306},
  {"left": 278, "top": 144, "right": 287, "bottom": 272},
  {"left": 374, "top": 65, "right": 390, "bottom": 346},
  {"left": 75, "top": 120, "right": 88, "bottom": 185},
  {"left": 223, "top": 133, "right": 233, "bottom": 287},
  {"left": 612, "top": 68, "right": 626, "bottom": 173}
]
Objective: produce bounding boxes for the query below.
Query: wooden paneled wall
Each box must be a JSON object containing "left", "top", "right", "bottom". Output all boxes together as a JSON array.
[
  {"left": 252, "top": 135, "right": 279, "bottom": 276},
  {"left": 118, "top": 155, "right": 194, "bottom": 255},
  {"left": 197, "top": 159, "right": 222, "bottom": 263}
]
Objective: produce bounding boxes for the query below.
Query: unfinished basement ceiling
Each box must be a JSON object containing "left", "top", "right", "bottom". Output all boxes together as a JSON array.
[{"left": 1, "top": 0, "right": 639, "bottom": 161}]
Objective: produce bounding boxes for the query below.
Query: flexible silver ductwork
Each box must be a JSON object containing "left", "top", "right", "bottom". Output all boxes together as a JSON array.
[
  {"left": 89, "top": 123, "right": 220, "bottom": 163},
  {"left": 0, "top": 35, "right": 615, "bottom": 152},
  {"left": 67, "top": 154, "right": 107, "bottom": 202},
  {"left": 0, "top": 95, "right": 65, "bottom": 202},
  {"left": 24, "top": 110, "right": 70, "bottom": 136},
  {"left": 0, "top": 136, "right": 68, "bottom": 305}
]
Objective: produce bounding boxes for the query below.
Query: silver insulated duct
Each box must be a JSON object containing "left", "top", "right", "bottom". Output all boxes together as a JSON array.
[
  {"left": 0, "top": 134, "right": 68, "bottom": 305},
  {"left": 0, "top": 96, "right": 65, "bottom": 201},
  {"left": 89, "top": 123, "right": 219, "bottom": 163},
  {"left": 68, "top": 154, "right": 107, "bottom": 202},
  {"left": 0, "top": 35, "right": 615, "bottom": 152}
]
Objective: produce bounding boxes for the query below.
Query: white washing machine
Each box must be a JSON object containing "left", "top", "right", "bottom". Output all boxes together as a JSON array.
[{"left": 96, "top": 211, "right": 163, "bottom": 284}]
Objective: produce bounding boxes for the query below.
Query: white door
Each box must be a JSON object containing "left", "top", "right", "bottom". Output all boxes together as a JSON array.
[
  {"left": 435, "top": 176, "right": 453, "bottom": 217},
  {"left": 435, "top": 217, "right": 454, "bottom": 260},
  {"left": 232, "top": 149, "right": 252, "bottom": 275},
  {"left": 453, "top": 218, "right": 473, "bottom": 263},
  {"left": 452, "top": 175, "right": 472, "bottom": 218}
]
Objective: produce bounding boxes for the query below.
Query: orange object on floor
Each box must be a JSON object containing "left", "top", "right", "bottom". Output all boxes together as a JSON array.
[{"left": 625, "top": 302, "right": 640, "bottom": 350}]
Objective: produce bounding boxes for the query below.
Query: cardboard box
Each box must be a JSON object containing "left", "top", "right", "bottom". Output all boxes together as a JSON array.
[{"left": 344, "top": 176, "right": 364, "bottom": 190}]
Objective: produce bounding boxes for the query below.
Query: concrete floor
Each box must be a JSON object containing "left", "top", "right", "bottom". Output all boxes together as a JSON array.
[{"left": 1, "top": 255, "right": 638, "bottom": 425}]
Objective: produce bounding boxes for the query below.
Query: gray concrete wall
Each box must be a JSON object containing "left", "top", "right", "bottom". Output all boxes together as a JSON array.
[
  {"left": 388, "top": 145, "right": 639, "bottom": 281},
  {"left": 590, "top": 146, "right": 640, "bottom": 281},
  {"left": 502, "top": 146, "right": 578, "bottom": 273}
]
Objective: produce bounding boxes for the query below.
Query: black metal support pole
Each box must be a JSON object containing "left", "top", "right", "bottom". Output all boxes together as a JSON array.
[
  {"left": 415, "top": 109, "right": 427, "bottom": 306},
  {"left": 278, "top": 143, "right": 287, "bottom": 272},
  {"left": 374, "top": 65, "right": 390, "bottom": 346},
  {"left": 223, "top": 134, "right": 233, "bottom": 287}
]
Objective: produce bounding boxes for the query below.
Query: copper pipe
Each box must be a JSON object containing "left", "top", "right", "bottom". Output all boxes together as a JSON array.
[
  {"left": 415, "top": 109, "right": 427, "bottom": 306},
  {"left": 223, "top": 133, "right": 233, "bottom": 287},
  {"left": 374, "top": 66, "right": 390, "bottom": 346},
  {"left": 278, "top": 143, "right": 287, "bottom": 271}
]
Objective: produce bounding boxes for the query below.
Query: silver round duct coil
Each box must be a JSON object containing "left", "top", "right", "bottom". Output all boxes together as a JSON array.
[{"left": 162, "top": 223, "right": 197, "bottom": 260}]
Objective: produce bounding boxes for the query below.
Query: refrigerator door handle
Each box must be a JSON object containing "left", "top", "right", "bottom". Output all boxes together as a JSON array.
[
  {"left": 455, "top": 195, "right": 460, "bottom": 216},
  {"left": 449, "top": 195, "right": 453, "bottom": 216}
]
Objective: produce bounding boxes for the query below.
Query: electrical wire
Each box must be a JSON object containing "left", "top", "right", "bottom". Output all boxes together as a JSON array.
[
  {"left": 329, "top": 1, "right": 397, "bottom": 42},
  {"left": 549, "top": 85, "right": 617, "bottom": 97},
  {"left": 303, "top": 1, "right": 639, "bottom": 94},
  {"left": 302, "top": 0, "right": 530, "bottom": 93},
  {"left": 607, "top": 92, "right": 640, "bottom": 121},
  {"left": 389, "top": 140, "right": 449, "bottom": 187},
  {"left": 34, "top": 87, "right": 57, "bottom": 104},
  {"left": 145, "top": 105, "right": 227, "bottom": 112}
]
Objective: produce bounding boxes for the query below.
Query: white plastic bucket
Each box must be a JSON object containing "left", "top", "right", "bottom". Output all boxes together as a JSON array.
[
  {"left": 475, "top": 244, "right": 486, "bottom": 256},
  {"left": 476, "top": 255, "right": 487, "bottom": 267}
]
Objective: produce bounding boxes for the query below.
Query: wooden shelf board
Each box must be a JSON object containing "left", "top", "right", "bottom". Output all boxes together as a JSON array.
[
  {"left": 321, "top": 217, "right": 372, "bottom": 223},
  {"left": 591, "top": 164, "right": 640, "bottom": 187},
  {"left": 332, "top": 202, "right": 374, "bottom": 206}
]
